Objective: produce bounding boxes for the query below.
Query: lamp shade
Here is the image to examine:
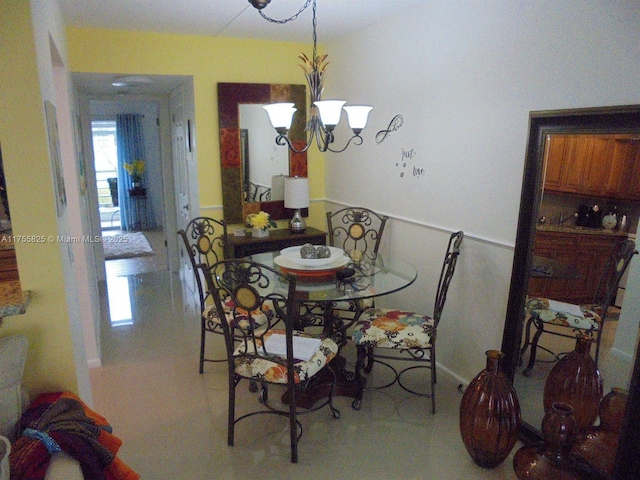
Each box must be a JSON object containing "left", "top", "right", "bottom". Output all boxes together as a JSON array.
[
  {"left": 284, "top": 176, "right": 310, "bottom": 209},
  {"left": 344, "top": 105, "right": 373, "bottom": 130},
  {"left": 263, "top": 103, "right": 297, "bottom": 130},
  {"left": 314, "top": 100, "right": 346, "bottom": 127}
]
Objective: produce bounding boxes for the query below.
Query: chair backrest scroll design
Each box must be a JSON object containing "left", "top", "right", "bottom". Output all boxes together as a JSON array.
[
  {"left": 200, "top": 260, "right": 298, "bottom": 371},
  {"left": 178, "top": 216, "right": 227, "bottom": 310},
  {"left": 432, "top": 231, "right": 464, "bottom": 328},
  {"left": 326, "top": 207, "right": 388, "bottom": 257},
  {"left": 592, "top": 238, "right": 637, "bottom": 312}
]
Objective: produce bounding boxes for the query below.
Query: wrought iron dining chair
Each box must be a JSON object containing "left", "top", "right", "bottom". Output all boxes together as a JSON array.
[
  {"left": 177, "top": 216, "right": 228, "bottom": 373},
  {"left": 522, "top": 238, "right": 637, "bottom": 376},
  {"left": 199, "top": 259, "right": 340, "bottom": 463},
  {"left": 351, "top": 231, "right": 464, "bottom": 413},
  {"left": 300, "top": 207, "right": 389, "bottom": 342}
]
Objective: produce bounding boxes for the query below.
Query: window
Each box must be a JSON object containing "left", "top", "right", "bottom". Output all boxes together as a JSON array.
[{"left": 91, "top": 120, "right": 120, "bottom": 229}]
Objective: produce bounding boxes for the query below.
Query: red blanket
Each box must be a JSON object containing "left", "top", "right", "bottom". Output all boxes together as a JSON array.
[{"left": 9, "top": 391, "right": 139, "bottom": 480}]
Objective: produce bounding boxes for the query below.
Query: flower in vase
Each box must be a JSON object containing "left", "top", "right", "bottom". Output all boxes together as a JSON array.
[
  {"left": 124, "top": 160, "right": 146, "bottom": 185},
  {"left": 246, "top": 211, "right": 276, "bottom": 230}
]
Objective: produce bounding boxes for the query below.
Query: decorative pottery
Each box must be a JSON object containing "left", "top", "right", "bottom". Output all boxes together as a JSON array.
[
  {"left": 572, "top": 388, "right": 629, "bottom": 476},
  {"left": 252, "top": 228, "right": 269, "bottom": 238},
  {"left": 598, "top": 387, "right": 628, "bottom": 432},
  {"left": 459, "top": 350, "right": 521, "bottom": 468},
  {"left": 543, "top": 335, "right": 603, "bottom": 430},
  {"left": 513, "top": 402, "right": 581, "bottom": 480}
]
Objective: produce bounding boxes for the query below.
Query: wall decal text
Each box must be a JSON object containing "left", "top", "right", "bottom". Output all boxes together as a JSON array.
[
  {"left": 395, "top": 147, "right": 425, "bottom": 179},
  {"left": 376, "top": 114, "right": 404, "bottom": 143}
]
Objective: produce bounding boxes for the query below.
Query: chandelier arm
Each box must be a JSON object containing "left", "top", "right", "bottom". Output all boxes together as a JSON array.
[
  {"left": 275, "top": 133, "right": 312, "bottom": 154},
  {"left": 325, "top": 134, "right": 364, "bottom": 154}
]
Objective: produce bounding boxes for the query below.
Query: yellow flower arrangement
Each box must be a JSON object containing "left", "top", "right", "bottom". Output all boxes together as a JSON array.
[
  {"left": 124, "top": 160, "right": 146, "bottom": 184},
  {"left": 246, "top": 211, "right": 277, "bottom": 230}
]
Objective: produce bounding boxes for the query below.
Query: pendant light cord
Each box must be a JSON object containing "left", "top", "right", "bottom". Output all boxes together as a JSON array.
[{"left": 258, "top": 0, "right": 318, "bottom": 62}]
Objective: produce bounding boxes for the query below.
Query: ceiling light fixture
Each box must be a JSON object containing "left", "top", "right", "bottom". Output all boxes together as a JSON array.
[
  {"left": 111, "top": 75, "right": 154, "bottom": 88},
  {"left": 250, "top": 0, "right": 372, "bottom": 153}
]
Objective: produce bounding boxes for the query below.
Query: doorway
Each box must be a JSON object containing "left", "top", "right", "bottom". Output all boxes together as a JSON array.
[{"left": 73, "top": 73, "right": 195, "bottom": 365}]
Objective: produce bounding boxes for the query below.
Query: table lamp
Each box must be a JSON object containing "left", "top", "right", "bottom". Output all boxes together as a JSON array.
[{"left": 284, "top": 176, "right": 309, "bottom": 233}]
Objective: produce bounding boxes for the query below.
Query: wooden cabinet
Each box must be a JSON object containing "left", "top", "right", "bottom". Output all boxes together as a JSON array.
[
  {"left": 618, "top": 138, "right": 640, "bottom": 200},
  {"left": 543, "top": 134, "right": 640, "bottom": 200},
  {"left": 0, "top": 246, "right": 19, "bottom": 282},
  {"left": 529, "top": 230, "right": 624, "bottom": 304},
  {"left": 225, "top": 227, "right": 327, "bottom": 258}
]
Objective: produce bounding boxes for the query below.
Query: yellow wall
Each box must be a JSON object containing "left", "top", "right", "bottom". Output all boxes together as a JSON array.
[
  {"left": 0, "top": 22, "right": 330, "bottom": 397},
  {"left": 0, "top": 1, "right": 78, "bottom": 394},
  {"left": 66, "top": 28, "right": 327, "bottom": 229}
]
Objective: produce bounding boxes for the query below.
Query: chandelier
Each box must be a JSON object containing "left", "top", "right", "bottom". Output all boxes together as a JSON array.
[{"left": 249, "top": 0, "right": 372, "bottom": 153}]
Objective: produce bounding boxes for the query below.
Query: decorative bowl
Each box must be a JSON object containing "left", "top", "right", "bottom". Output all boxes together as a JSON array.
[{"left": 280, "top": 245, "right": 344, "bottom": 267}]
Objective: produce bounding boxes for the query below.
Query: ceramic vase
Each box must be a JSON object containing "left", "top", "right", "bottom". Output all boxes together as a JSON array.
[
  {"left": 252, "top": 228, "right": 269, "bottom": 238},
  {"left": 572, "top": 387, "right": 629, "bottom": 476},
  {"left": 543, "top": 335, "right": 603, "bottom": 430},
  {"left": 513, "top": 402, "right": 581, "bottom": 480},
  {"left": 459, "top": 350, "right": 521, "bottom": 468}
]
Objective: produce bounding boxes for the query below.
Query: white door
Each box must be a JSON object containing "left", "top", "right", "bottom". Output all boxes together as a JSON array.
[{"left": 171, "top": 85, "right": 196, "bottom": 292}]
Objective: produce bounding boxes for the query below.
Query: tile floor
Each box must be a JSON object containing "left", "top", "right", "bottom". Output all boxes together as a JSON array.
[{"left": 90, "top": 234, "right": 520, "bottom": 479}]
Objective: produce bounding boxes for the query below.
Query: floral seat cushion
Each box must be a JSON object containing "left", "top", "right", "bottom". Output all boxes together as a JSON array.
[
  {"left": 352, "top": 308, "right": 435, "bottom": 349},
  {"left": 526, "top": 297, "right": 601, "bottom": 331},
  {"left": 202, "top": 297, "right": 274, "bottom": 329},
  {"left": 233, "top": 329, "right": 338, "bottom": 384}
]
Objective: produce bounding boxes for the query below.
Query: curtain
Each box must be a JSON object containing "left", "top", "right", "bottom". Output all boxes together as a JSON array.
[{"left": 116, "top": 114, "right": 146, "bottom": 231}]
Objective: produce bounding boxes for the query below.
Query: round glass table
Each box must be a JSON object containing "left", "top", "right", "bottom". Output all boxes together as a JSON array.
[{"left": 249, "top": 250, "right": 418, "bottom": 408}]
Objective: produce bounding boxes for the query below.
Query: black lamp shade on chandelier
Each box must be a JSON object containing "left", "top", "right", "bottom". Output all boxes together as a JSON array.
[{"left": 250, "top": 0, "right": 373, "bottom": 153}]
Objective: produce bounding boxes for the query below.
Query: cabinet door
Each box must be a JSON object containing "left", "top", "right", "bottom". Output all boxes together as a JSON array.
[
  {"left": 570, "top": 236, "right": 620, "bottom": 304},
  {"left": 543, "top": 135, "right": 570, "bottom": 191},
  {"left": 561, "top": 136, "right": 590, "bottom": 193},
  {"left": 530, "top": 232, "right": 578, "bottom": 301},
  {"left": 620, "top": 139, "right": 640, "bottom": 200},
  {"left": 582, "top": 136, "right": 611, "bottom": 196},
  {"left": 601, "top": 137, "right": 632, "bottom": 197}
]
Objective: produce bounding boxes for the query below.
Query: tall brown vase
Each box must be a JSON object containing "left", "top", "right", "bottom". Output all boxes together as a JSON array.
[
  {"left": 543, "top": 335, "right": 603, "bottom": 430},
  {"left": 513, "top": 402, "right": 582, "bottom": 480},
  {"left": 572, "top": 387, "right": 629, "bottom": 476},
  {"left": 459, "top": 350, "right": 521, "bottom": 468}
]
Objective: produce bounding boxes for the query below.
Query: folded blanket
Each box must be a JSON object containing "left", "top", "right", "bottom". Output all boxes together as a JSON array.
[{"left": 9, "top": 391, "right": 139, "bottom": 480}]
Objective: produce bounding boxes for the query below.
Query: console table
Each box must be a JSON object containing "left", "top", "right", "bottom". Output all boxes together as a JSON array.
[{"left": 225, "top": 227, "right": 327, "bottom": 258}]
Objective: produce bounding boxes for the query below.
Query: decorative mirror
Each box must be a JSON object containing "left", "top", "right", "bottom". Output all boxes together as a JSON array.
[
  {"left": 218, "top": 82, "right": 307, "bottom": 224},
  {"left": 501, "top": 105, "right": 640, "bottom": 479}
]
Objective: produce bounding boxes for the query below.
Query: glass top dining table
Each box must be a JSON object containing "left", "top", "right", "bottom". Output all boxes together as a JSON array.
[
  {"left": 248, "top": 249, "right": 418, "bottom": 409},
  {"left": 248, "top": 250, "right": 418, "bottom": 304}
]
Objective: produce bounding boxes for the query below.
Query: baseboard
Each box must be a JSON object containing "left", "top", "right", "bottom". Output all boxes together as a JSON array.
[
  {"left": 609, "top": 347, "right": 633, "bottom": 364},
  {"left": 436, "top": 361, "right": 470, "bottom": 389}
]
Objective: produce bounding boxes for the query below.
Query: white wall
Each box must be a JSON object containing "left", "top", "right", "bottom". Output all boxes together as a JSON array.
[
  {"left": 239, "top": 104, "right": 289, "bottom": 191},
  {"left": 326, "top": 0, "right": 640, "bottom": 381}
]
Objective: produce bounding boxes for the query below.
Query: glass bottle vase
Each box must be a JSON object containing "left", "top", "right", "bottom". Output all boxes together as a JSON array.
[
  {"left": 543, "top": 335, "right": 603, "bottom": 430},
  {"left": 513, "top": 402, "right": 581, "bottom": 480},
  {"left": 571, "top": 387, "right": 629, "bottom": 476},
  {"left": 459, "top": 350, "right": 521, "bottom": 468}
]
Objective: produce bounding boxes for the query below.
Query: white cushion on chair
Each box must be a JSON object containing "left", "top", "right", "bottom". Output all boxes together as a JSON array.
[
  {"left": 233, "top": 329, "right": 338, "bottom": 383},
  {"left": 526, "top": 297, "right": 601, "bottom": 331},
  {"left": 352, "top": 309, "right": 435, "bottom": 349}
]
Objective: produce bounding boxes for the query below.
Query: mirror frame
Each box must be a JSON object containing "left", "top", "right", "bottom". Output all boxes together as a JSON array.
[
  {"left": 501, "top": 105, "right": 640, "bottom": 479},
  {"left": 218, "top": 82, "right": 307, "bottom": 224}
]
